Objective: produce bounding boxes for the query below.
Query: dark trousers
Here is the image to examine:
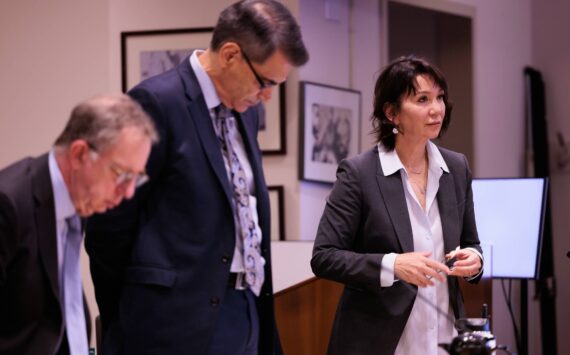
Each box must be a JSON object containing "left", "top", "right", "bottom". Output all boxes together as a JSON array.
[{"left": 208, "top": 288, "right": 259, "bottom": 355}]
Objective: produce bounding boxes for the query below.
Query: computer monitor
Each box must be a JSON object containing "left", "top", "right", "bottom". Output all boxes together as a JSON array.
[{"left": 471, "top": 178, "right": 548, "bottom": 279}]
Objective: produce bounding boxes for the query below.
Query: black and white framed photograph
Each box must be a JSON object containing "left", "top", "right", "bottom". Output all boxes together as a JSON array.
[
  {"left": 267, "top": 185, "right": 285, "bottom": 241},
  {"left": 121, "top": 27, "right": 213, "bottom": 92},
  {"left": 299, "top": 81, "right": 361, "bottom": 183}
]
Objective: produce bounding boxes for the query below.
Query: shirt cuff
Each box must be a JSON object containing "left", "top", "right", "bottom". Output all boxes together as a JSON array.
[
  {"left": 464, "top": 247, "right": 484, "bottom": 281},
  {"left": 380, "top": 253, "right": 398, "bottom": 287}
]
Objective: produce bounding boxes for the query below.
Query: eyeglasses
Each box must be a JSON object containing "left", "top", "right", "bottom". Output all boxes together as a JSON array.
[
  {"left": 108, "top": 162, "right": 149, "bottom": 188},
  {"left": 241, "top": 50, "right": 278, "bottom": 90},
  {"left": 87, "top": 142, "right": 149, "bottom": 188}
]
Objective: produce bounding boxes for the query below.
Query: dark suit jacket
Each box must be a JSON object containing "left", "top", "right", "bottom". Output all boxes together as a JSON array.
[
  {"left": 0, "top": 154, "right": 90, "bottom": 355},
  {"left": 85, "top": 56, "right": 278, "bottom": 354},
  {"left": 311, "top": 145, "right": 482, "bottom": 355}
]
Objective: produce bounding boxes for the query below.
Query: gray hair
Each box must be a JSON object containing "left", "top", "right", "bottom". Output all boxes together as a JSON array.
[
  {"left": 211, "top": 0, "right": 309, "bottom": 66},
  {"left": 54, "top": 94, "right": 158, "bottom": 152}
]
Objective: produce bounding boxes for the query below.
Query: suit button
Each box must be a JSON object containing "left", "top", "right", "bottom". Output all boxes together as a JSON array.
[
  {"left": 221, "top": 255, "right": 230, "bottom": 263},
  {"left": 262, "top": 248, "right": 268, "bottom": 254},
  {"left": 210, "top": 297, "right": 220, "bottom": 307}
]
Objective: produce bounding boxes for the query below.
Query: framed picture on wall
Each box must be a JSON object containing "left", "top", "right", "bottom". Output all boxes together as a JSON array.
[
  {"left": 299, "top": 81, "right": 361, "bottom": 184},
  {"left": 121, "top": 27, "right": 213, "bottom": 92},
  {"left": 267, "top": 185, "right": 285, "bottom": 241}
]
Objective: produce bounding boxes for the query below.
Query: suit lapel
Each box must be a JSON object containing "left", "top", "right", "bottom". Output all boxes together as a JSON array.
[
  {"left": 437, "top": 171, "right": 460, "bottom": 252},
  {"left": 375, "top": 156, "right": 414, "bottom": 253},
  {"left": 178, "top": 60, "right": 234, "bottom": 207},
  {"left": 31, "top": 155, "right": 60, "bottom": 302}
]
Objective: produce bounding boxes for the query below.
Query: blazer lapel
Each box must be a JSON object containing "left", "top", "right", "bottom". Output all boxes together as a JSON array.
[
  {"left": 437, "top": 171, "right": 460, "bottom": 252},
  {"left": 375, "top": 157, "right": 414, "bottom": 253},
  {"left": 32, "top": 155, "right": 60, "bottom": 302},
  {"left": 178, "top": 60, "right": 234, "bottom": 207}
]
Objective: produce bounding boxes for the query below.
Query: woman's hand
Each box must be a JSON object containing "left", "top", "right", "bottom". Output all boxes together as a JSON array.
[
  {"left": 446, "top": 248, "right": 481, "bottom": 278},
  {"left": 394, "top": 251, "right": 450, "bottom": 287}
]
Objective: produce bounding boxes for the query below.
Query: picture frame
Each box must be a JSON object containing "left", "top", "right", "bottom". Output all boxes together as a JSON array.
[
  {"left": 120, "top": 27, "right": 286, "bottom": 155},
  {"left": 121, "top": 27, "right": 213, "bottom": 92},
  {"left": 299, "top": 81, "right": 361, "bottom": 184},
  {"left": 267, "top": 185, "right": 285, "bottom": 241}
]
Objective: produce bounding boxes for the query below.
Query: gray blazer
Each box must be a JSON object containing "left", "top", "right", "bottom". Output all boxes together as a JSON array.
[{"left": 311, "top": 144, "right": 482, "bottom": 355}]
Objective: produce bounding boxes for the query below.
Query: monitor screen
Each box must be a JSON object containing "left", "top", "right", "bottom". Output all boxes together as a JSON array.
[{"left": 471, "top": 178, "right": 548, "bottom": 279}]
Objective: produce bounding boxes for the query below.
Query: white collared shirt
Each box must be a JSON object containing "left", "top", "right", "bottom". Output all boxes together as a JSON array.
[
  {"left": 377, "top": 141, "right": 456, "bottom": 355},
  {"left": 189, "top": 51, "right": 263, "bottom": 273}
]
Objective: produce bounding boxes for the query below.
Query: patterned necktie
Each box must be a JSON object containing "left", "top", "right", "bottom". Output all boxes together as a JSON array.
[
  {"left": 63, "top": 215, "right": 88, "bottom": 355},
  {"left": 215, "top": 105, "right": 264, "bottom": 296}
]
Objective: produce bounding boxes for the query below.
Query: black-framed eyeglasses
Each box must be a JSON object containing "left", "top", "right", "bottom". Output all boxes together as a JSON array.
[{"left": 241, "top": 51, "right": 278, "bottom": 90}]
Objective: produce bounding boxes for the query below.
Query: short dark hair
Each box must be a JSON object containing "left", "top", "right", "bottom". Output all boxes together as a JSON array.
[
  {"left": 211, "top": 0, "right": 309, "bottom": 66},
  {"left": 54, "top": 94, "right": 158, "bottom": 151},
  {"left": 371, "top": 55, "right": 453, "bottom": 151}
]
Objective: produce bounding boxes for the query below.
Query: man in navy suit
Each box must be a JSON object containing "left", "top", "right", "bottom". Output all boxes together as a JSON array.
[
  {"left": 0, "top": 94, "right": 157, "bottom": 355},
  {"left": 85, "top": 1, "right": 309, "bottom": 354}
]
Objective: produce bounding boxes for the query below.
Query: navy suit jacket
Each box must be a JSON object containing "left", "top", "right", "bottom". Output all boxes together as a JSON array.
[
  {"left": 86, "top": 57, "right": 278, "bottom": 354},
  {"left": 311, "top": 145, "right": 482, "bottom": 355},
  {"left": 0, "top": 154, "right": 90, "bottom": 355}
]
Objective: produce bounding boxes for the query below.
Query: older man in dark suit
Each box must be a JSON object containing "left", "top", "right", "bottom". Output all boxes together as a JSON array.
[{"left": 0, "top": 94, "right": 157, "bottom": 355}]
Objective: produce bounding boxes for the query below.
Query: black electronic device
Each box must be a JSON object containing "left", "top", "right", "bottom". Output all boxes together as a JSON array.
[
  {"left": 445, "top": 255, "right": 457, "bottom": 270},
  {"left": 439, "top": 305, "right": 515, "bottom": 355}
]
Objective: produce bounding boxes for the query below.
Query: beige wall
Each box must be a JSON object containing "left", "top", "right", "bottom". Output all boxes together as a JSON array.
[{"left": 0, "top": 0, "right": 110, "bottom": 166}]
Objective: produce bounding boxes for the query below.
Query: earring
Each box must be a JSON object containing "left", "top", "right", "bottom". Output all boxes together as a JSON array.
[{"left": 392, "top": 127, "right": 399, "bottom": 135}]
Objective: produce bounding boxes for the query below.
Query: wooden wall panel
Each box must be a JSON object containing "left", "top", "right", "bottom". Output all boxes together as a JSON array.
[{"left": 274, "top": 278, "right": 343, "bottom": 355}]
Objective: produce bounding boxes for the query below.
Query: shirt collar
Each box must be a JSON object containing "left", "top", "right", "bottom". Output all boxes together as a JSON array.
[
  {"left": 190, "top": 50, "right": 221, "bottom": 111},
  {"left": 48, "top": 150, "right": 76, "bottom": 221},
  {"left": 377, "top": 140, "right": 449, "bottom": 176},
  {"left": 426, "top": 140, "right": 449, "bottom": 174}
]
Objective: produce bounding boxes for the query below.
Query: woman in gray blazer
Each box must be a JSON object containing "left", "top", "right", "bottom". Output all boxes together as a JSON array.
[{"left": 311, "top": 56, "right": 483, "bottom": 355}]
